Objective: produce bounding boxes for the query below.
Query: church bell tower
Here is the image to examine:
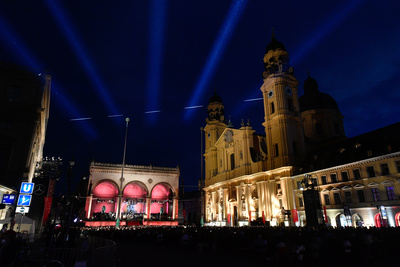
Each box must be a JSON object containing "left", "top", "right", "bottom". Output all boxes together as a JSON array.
[
  {"left": 260, "top": 34, "right": 305, "bottom": 169},
  {"left": 204, "top": 92, "right": 227, "bottom": 182}
]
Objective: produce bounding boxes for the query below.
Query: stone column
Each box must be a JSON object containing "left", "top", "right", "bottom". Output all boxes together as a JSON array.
[
  {"left": 280, "top": 176, "right": 295, "bottom": 211},
  {"left": 146, "top": 196, "right": 151, "bottom": 220},
  {"left": 116, "top": 192, "right": 123, "bottom": 219},
  {"left": 223, "top": 188, "right": 229, "bottom": 222},
  {"left": 218, "top": 188, "right": 224, "bottom": 221},
  {"left": 245, "top": 184, "right": 251, "bottom": 221},
  {"left": 211, "top": 191, "right": 217, "bottom": 221},
  {"left": 172, "top": 197, "right": 178, "bottom": 220},
  {"left": 86, "top": 194, "right": 93, "bottom": 219},
  {"left": 268, "top": 180, "right": 277, "bottom": 221}
]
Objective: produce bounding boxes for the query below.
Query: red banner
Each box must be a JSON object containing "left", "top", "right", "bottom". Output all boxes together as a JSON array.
[
  {"left": 262, "top": 211, "right": 265, "bottom": 224},
  {"left": 292, "top": 209, "right": 298, "bottom": 223},
  {"left": 42, "top": 196, "right": 53, "bottom": 225},
  {"left": 249, "top": 211, "right": 251, "bottom": 223},
  {"left": 227, "top": 214, "right": 231, "bottom": 225},
  {"left": 323, "top": 206, "right": 328, "bottom": 223}
]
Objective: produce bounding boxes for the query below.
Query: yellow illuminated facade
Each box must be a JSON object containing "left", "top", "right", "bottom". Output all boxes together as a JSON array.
[{"left": 203, "top": 35, "right": 400, "bottom": 227}]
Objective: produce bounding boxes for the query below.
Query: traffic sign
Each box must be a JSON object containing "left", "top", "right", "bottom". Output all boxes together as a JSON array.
[
  {"left": 20, "top": 182, "right": 35, "bottom": 194},
  {"left": 17, "top": 195, "right": 32, "bottom": 206},
  {"left": 16, "top": 206, "right": 29, "bottom": 213},
  {"left": 2, "top": 194, "right": 16, "bottom": 205}
]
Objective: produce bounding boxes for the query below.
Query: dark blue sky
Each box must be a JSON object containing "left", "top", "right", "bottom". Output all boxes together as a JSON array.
[{"left": 1, "top": 0, "right": 399, "bottom": 192}]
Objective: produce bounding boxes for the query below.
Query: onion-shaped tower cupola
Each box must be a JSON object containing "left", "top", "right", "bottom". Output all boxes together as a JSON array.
[{"left": 262, "top": 33, "right": 294, "bottom": 78}]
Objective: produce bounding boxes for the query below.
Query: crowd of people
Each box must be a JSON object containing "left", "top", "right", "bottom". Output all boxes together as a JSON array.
[
  {"left": 1, "top": 222, "right": 400, "bottom": 266},
  {"left": 0, "top": 223, "right": 18, "bottom": 266},
  {"left": 83, "top": 224, "right": 400, "bottom": 266}
]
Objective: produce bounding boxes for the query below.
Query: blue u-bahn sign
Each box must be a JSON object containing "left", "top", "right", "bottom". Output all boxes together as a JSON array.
[{"left": 20, "top": 182, "right": 34, "bottom": 194}]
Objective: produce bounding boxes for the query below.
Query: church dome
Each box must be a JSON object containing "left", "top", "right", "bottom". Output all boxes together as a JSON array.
[
  {"left": 208, "top": 91, "right": 223, "bottom": 104},
  {"left": 265, "top": 34, "right": 286, "bottom": 52},
  {"left": 299, "top": 74, "right": 339, "bottom": 112}
]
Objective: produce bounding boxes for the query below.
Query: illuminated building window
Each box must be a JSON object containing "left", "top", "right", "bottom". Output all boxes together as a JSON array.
[
  {"left": 371, "top": 188, "right": 380, "bottom": 201},
  {"left": 396, "top": 161, "right": 400, "bottom": 173},
  {"left": 296, "top": 181, "right": 302, "bottom": 189},
  {"left": 386, "top": 186, "right": 396, "bottom": 200},
  {"left": 321, "top": 175, "right": 327, "bottom": 185},
  {"left": 299, "top": 197, "right": 304, "bottom": 207},
  {"left": 344, "top": 191, "right": 352, "bottom": 203},
  {"left": 357, "top": 190, "right": 365, "bottom": 203},
  {"left": 366, "top": 166, "right": 375, "bottom": 178},
  {"left": 334, "top": 192, "right": 341, "bottom": 204},
  {"left": 353, "top": 169, "right": 361, "bottom": 180},
  {"left": 230, "top": 154, "right": 235, "bottom": 170},
  {"left": 341, "top": 171, "right": 349, "bottom": 181},
  {"left": 324, "top": 194, "right": 330, "bottom": 205},
  {"left": 380, "top": 163, "right": 390, "bottom": 176},
  {"left": 330, "top": 174, "right": 337, "bottom": 183}
]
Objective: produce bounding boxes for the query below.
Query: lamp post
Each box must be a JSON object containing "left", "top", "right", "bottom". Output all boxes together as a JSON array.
[
  {"left": 67, "top": 160, "right": 75, "bottom": 203},
  {"left": 63, "top": 159, "right": 75, "bottom": 249},
  {"left": 200, "top": 127, "right": 204, "bottom": 226},
  {"left": 116, "top": 118, "right": 130, "bottom": 227}
]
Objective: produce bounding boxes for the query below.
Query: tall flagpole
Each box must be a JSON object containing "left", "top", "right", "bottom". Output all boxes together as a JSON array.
[{"left": 117, "top": 117, "right": 130, "bottom": 225}]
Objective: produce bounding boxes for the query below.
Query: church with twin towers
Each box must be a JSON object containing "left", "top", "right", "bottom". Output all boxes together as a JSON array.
[{"left": 202, "top": 34, "right": 400, "bottom": 227}]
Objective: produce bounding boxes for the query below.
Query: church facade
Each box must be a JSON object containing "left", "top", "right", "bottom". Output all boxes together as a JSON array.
[{"left": 203, "top": 35, "right": 400, "bottom": 227}]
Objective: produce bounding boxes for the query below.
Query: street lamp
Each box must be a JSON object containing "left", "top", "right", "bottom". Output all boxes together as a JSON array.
[
  {"left": 67, "top": 159, "right": 75, "bottom": 202},
  {"left": 116, "top": 118, "right": 130, "bottom": 227}
]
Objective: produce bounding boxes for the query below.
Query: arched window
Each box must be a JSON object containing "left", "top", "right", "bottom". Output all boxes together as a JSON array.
[
  {"left": 230, "top": 153, "right": 235, "bottom": 170},
  {"left": 275, "top": 143, "right": 279, "bottom": 157}
]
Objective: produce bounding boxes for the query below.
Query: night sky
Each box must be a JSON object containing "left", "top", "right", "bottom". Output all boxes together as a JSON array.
[{"left": 1, "top": 0, "right": 399, "bottom": 192}]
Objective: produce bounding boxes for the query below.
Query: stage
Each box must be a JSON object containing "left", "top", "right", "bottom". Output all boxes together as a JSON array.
[{"left": 84, "top": 220, "right": 179, "bottom": 227}]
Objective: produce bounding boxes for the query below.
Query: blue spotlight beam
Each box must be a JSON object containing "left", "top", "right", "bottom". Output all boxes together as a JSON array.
[
  {"left": 184, "top": 0, "right": 248, "bottom": 120},
  {"left": 52, "top": 80, "right": 98, "bottom": 139},
  {"left": 0, "top": 12, "right": 97, "bottom": 139},
  {"left": 146, "top": 0, "right": 167, "bottom": 123},
  {"left": 244, "top": 98, "right": 263, "bottom": 102},
  {"left": 291, "top": 0, "right": 365, "bottom": 64},
  {"left": 44, "top": 0, "right": 120, "bottom": 116},
  {"left": 0, "top": 15, "right": 41, "bottom": 70}
]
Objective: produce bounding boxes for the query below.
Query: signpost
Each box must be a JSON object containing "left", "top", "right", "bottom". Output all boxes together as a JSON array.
[
  {"left": 20, "top": 182, "right": 34, "bottom": 194},
  {"left": 15, "top": 182, "right": 34, "bottom": 234},
  {"left": 2, "top": 194, "right": 16, "bottom": 205},
  {"left": 16, "top": 207, "right": 30, "bottom": 213},
  {"left": 17, "top": 195, "right": 32, "bottom": 206}
]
